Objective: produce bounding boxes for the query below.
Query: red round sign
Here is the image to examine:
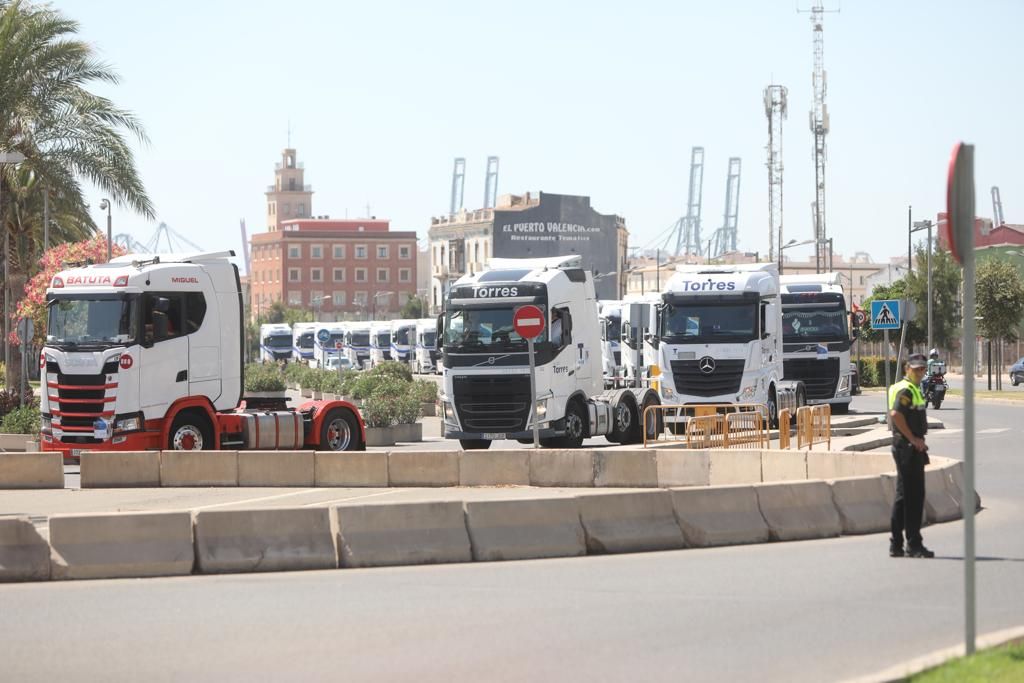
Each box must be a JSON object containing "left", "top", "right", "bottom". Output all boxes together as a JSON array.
[
  {"left": 334, "top": 341, "right": 343, "bottom": 350},
  {"left": 119, "top": 355, "right": 133, "bottom": 370},
  {"left": 513, "top": 305, "right": 545, "bottom": 340}
]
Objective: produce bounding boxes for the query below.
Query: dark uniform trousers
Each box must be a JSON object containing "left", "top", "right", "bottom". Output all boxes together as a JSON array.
[{"left": 891, "top": 440, "right": 926, "bottom": 547}]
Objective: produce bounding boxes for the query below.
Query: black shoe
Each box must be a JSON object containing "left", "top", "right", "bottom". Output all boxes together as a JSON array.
[
  {"left": 907, "top": 545, "right": 934, "bottom": 558},
  {"left": 889, "top": 544, "right": 905, "bottom": 558}
]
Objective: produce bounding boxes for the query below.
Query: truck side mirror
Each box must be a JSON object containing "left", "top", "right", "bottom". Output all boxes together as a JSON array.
[
  {"left": 435, "top": 314, "right": 443, "bottom": 350},
  {"left": 563, "top": 311, "right": 573, "bottom": 344}
]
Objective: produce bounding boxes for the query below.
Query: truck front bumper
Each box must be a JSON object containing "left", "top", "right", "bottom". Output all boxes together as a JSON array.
[
  {"left": 444, "top": 427, "right": 562, "bottom": 441},
  {"left": 41, "top": 430, "right": 161, "bottom": 461}
]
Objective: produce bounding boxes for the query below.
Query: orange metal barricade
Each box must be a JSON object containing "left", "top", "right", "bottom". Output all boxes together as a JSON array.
[
  {"left": 642, "top": 403, "right": 768, "bottom": 448},
  {"left": 777, "top": 408, "right": 792, "bottom": 449},
  {"left": 796, "top": 404, "right": 831, "bottom": 450}
]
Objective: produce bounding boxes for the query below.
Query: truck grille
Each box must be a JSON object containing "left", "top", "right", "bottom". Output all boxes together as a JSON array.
[
  {"left": 783, "top": 358, "right": 840, "bottom": 401},
  {"left": 670, "top": 359, "right": 745, "bottom": 398},
  {"left": 430, "top": 350, "right": 439, "bottom": 364},
  {"left": 382, "top": 350, "right": 392, "bottom": 360},
  {"left": 613, "top": 351, "right": 621, "bottom": 366},
  {"left": 453, "top": 375, "right": 531, "bottom": 432},
  {"left": 46, "top": 360, "right": 118, "bottom": 444}
]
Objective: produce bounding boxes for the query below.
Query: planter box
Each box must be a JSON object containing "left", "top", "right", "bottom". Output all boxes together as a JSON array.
[
  {"left": 420, "top": 402, "right": 437, "bottom": 417},
  {"left": 394, "top": 422, "right": 423, "bottom": 443},
  {"left": 244, "top": 390, "right": 286, "bottom": 399},
  {"left": 0, "top": 433, "right": 32, "bottom": 451},
  {"left": 312, "top": 390, "right": 323, "bottom": 400},
  {"left": 301, "top": 387, "right": 313, "bottom": 398},
  {"left": 365, "top": 427, "right": 396, "bottom": 447}
]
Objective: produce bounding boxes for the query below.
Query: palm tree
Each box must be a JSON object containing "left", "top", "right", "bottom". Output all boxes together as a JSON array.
[{"left": 0, "top": 0, "right": 154, "bottom": 389}]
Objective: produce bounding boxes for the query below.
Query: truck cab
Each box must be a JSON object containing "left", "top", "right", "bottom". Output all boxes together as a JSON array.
[
  {"left": 414, "top": 318, "right": 438, "bottom": 374},
  {"left": 312, "top": 323, "right": 345, "bottom": 369},
  {"left": 369, "top": 321, "right": 393, "bottom": 367},
  {"left": 598, "top": 300, "right": 623, "bottom": 388},
  {"left": 291, "top": 322, "right": 316, "bottom": 362},
  {"left": 653, "top": 263, "right": 802, "bottom": 428},
  {"left": 389, "top": 319, "right": 417, "bottom": 365},
  {"left": 259, "top": 323, "right": 292, "bottom": 363},
  {"left": 344, "top": 322, "right": 372, "bottom": 370},
  {"left": 779, "top": 272, "right": 853, "bottom": 413},
  {"left": 439, "top": 255, "right": 657, "bottom": 450}
]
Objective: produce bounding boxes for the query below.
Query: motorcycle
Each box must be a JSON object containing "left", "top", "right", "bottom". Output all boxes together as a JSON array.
[{"left": 922, "top": 361, "right": 948, "bottom": 409}]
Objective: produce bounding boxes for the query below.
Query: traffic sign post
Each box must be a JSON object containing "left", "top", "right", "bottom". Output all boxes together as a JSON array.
[
  {"left": 948, "top": 141, "right": 976, "bottom": 655},
  {"left": 513, "top": 305, "right": 545, "bottom": 449},
  {"left": 871, "top": 300, "right": 902, "bottom": 416}
]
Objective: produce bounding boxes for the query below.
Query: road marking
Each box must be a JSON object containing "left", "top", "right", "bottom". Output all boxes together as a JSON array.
[
  {"left": 980, "top": 428, "right": 1010, "bottom": 434},
  {"left": 191, "top": 489, "right": 321, "bottom": 511},
  {"left": 302, "top": 489, "right": 403, "bottom": 507}
]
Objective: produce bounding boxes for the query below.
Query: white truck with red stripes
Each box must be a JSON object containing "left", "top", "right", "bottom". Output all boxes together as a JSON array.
[{"left": 40, "top": 252, "right": 365, "bottom": 459}]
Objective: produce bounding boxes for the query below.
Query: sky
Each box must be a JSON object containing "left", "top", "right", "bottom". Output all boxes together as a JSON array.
[{"left": 58, "top": 0, "right": 1024, "bottom": 271}]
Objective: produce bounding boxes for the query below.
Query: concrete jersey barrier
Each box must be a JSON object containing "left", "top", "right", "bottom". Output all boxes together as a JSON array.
[
  {"left": 194, "top": 507, "right": 336, "bottom": 574},
  {"left": 829, "top": 475, "right": 891, "bottom": 534},
  {"left": 464, "top": 498, "right": 585, "bottom": 561},
  {"left": 670, "top": 485, "right": 770, "bottom": 547},
  {"left": 160, "top": 450, "right": 238, "bottom": 487},
  {"left": 577, "top": 490, "right": 686, "bottom": 554},
  {"left": 336, "top": 501, "right": 472, "bottom": 568},
  {"left": 0, "top": 516, "right": 51, "bottom": 581},
  {"left": 0, "top": 452, "right": 64, "bottom": 489},
  {"left": 81, "top": 451, "right": 160, "bottom": 488},
  {"left": 756, "top": 480, "right": 842, "bottom": 541}
]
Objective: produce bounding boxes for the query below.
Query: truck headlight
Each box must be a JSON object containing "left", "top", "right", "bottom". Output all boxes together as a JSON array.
[
  {"left": 737, "top": 385, "right": 757, "bottom": 402},
  {"left": 837, "top": 374, "right": 850, "bottom": 392},
  {"left": 442, "top": 401, "right": 457, "bottom": 422},
  {"left": 661, "top": 385, "right": 675, "bottom": 399},
  {"left": 535, "top": 399, "right": 547, "bottom": 419},
  {"left": 114, "top": 415, "right": 141, "bottom": 433},
  {"left": 41, "top": 415, "right": 52, "bottom": 432}
]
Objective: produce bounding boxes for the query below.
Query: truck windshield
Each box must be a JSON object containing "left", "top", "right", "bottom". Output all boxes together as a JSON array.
[
  {"left": 264, "top": 335, "right": 292, "bottom": 348},
  {"left": 47, "top": 295, "right": 137, "bottom": 348},
  {"left": 661, "top": 302, "right": 757, "bottom": 343},
  {"left": 375, "top": 331, "right": 390, "bottom": 347},
  {"left": 349, "top": 332, "right": 370, "bottom": 347},
  {"left": 393, "top": 327, "right": 413, "bottom": 345},
  {"left": 422, "top": 331, "right": 436, "bottom": 347},
  {"left": 445, "top": 307, "right": 545, "bottom": 351},
  {"left": 604, "top": 314, "right": 622, "bottom": 343},
  {"left": 298, "top": 332, "right": 314, "bottom": 349},
  {"left": 781, "top": 300, "right": 848, "bottom": 342}
]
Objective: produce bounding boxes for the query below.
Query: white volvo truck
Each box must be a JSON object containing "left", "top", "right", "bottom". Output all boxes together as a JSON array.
[
  {"left": 653, "top": 263, "right": 803, "bottom": 428},
  {"left": 438, "top": 255, "right": 659, "bottom": 450},
  {"left": 414, "top": 318, "right": 438, "bottom": 374},
  {"left": 259, "top": 323, "right": 292, "bottom": 363},
  {"left": 779, "top": 272, "right": 853, "bottom": 414},
  {"left": 598, "top": 300, "right": 623, "bottom": 388},
  {"left": 343, "top": 321, "right": 372, "bottom": 369},
  {"left": 291, "top": 322, "right": 316, "bottom": 363},
  {"left": 369, "top": 321, "right": 393, "bottom": 367},
  {"left": 619, "top": 292, "right": 660, "bottom": 388},
  {"left": 312, "top": 323, "right": 345, "bottom": 369},
  {"left": 389, "top": 319, "right": 417, "bottom": 365},
  {"left": 41, "top": 252, "right": 365, "bottom": 459}
]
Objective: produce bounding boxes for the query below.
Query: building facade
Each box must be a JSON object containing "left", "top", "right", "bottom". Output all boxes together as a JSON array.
[
  {"left": 427, "top": 191, "right": 629, "bottom": 312},
  {"left": 250, "top": 148, "right": 417, "bottom": 321}
]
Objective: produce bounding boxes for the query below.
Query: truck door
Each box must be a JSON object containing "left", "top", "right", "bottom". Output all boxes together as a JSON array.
[
  {"left": 139, "top": 293, "right": 189, "bottom": 418},
  {"left": 184, "top": 292, "right": 220, "bottom": 400}
]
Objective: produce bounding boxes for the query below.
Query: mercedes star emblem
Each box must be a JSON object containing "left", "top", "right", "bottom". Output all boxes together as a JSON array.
[{"left": 698, "top": 356, "right": 716, "bottom": 374}]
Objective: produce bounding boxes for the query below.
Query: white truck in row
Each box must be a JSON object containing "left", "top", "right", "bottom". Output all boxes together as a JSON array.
[
  {"left": 259, "top": 323, "right": 292, "bottom": 363},
  {"left": 41, "top": 252, "right": 365, "bottom": 458},
  {"left": 437, "top": 256, "right": 660, "bottom": 450}
]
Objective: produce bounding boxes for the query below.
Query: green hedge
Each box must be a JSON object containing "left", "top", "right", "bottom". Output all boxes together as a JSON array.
[
  {"left": 1, "top": 405, "right": 40, "bottom": 434},
  {"left": 855, "top": 356, "right": 901, "bottom": 388}
]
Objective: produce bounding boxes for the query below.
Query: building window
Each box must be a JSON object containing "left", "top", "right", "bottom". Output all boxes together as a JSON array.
[
  {"left": 298, "top": 203, "right": 305, "bottom": 217},
  {"left": 287, "top": 291, "right": 301, "bottom": 305},
  {"left": 289, "top": 268, "right": 300, "bottom": 282},
  {"left": 310, "top": 290, "right": 324, "bottom": 305},
  {"left": 377, "top": 245, "right": 389, "bottom": 259},
  {"left": 332, "top": 267, "right": 346, "bottom": 282},
  {"left": 353, "top": 291, "right": 368, "bottom": 306},
  {"left": 333, "top": 244, "right": 345, "bottom": 259},
  {"left": 311, "top": 244, "right": 323, "bottom": 259},
  {"left": 288, "top": 245, "right": 300, "bottom": 259},
  {"left": 399, "top": 245, "right": 411, "bottom": 260},
  {"left": 310, "top": 268, "right": 322, "bottom": 283},
  {"left": 377, "top": 268, "right": 389, "bottom": 283},
  {"left": 332, "top": 290, "right": 346, "bottom": 306},
  {"left": 355, "top": 245, "right": 367, "bottom": 259},
  {"left": 399, "top": 268, "right": 411, "bottom": 283},
  {"left": 355, "top": 268, "right": 367, "bottom": 283}
]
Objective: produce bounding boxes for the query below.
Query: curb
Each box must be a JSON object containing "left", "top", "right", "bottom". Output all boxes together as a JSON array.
[{"left": 840, "top": 625, "right": 1024, "bottom": 683}]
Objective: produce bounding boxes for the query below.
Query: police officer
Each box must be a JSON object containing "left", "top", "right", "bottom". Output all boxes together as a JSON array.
[{"left": 888, "top": 353, "right": 934, "bottom": 558}]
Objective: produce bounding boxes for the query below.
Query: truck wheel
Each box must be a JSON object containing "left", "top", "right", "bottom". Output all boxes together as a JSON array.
[
  {"left": 168, "top": 410, "right": 213, "bottom": 451},
  {"left": 606, "top": 396, "right": 636, "bottom": 444},
  {"left": 767, "top": 387, "right": 779, "bottom": 430},
  {"left": 639, "top": 394, "right": 662, "bottom": 443},
  {"left": 460, "top": 439, "right": 491, "bottom": 450},
  {"left": 932, "top": 399, "right": 942, "bottom": 410},
  {"left": 558, "top": 399, "right": 587, "bottom": 449},
  {"left": 320, "top": 408, "right": 360, "bottom": 451}
]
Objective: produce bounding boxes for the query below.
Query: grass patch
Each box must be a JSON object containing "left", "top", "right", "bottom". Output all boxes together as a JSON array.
[
  {"left": 946, "top": 388, "right": 1024, "bottom": 401},
  {"left": 909, "top": 640, "right": 1024, "bottom": 682}
]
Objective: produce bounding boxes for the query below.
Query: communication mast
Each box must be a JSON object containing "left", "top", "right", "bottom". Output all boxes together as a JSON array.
[
  {"left": 483, "top": 156, "right": 499, "bottom": 208},
  {"left": 449, "top": 158, "right": 465, "bottom": 215},
  {"left": 992, "top": 186, "right": 1005, "bottom": 226},
  {"left": 800, "top": 0, "right": 837, "bottom": 273},
  {"left": 664, "top": 146, "right": 705, "bottom": 257},
  {"left": 764, "top": 85, "right": 788, "bottom": 265}
]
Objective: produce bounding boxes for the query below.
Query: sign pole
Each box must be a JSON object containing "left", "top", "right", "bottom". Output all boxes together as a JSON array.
[
  {"left": 883, "top": 329, "right": 891, "bottom": 418},
  {"left": 528, "top": 337, "right": 539, "bottom": 448}
]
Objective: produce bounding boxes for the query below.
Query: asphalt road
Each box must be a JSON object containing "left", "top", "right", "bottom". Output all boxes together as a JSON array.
[{"left": 3, "top": 394, "right": 1021, "bottom": 681}]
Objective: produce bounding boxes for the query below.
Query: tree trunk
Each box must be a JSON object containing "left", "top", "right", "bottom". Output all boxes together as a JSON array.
[{"left": 4, "top": 271, "right": 28, "bottom": 397}]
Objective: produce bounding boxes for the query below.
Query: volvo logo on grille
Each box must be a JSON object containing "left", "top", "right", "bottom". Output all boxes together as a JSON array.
[{"left": 698, "top": 356, "right": 716, "bottom": 374}]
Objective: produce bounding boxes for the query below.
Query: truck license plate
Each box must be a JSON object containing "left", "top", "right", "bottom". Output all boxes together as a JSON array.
[
  {"left": 71, "top": 449, "right": 82, "bottom": 458},
  {"left": 482, "top": 433, "right": 507, "bottom": 440}
]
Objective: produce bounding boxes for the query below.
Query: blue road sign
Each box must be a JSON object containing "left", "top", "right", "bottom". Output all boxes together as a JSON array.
[{"left": 870, "top": 299, "right": 901, "bottom": 330}]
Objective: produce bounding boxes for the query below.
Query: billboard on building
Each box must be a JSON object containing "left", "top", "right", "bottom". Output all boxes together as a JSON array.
[{"left": 491, "top": 193, "right": 621, "bottom": 299}]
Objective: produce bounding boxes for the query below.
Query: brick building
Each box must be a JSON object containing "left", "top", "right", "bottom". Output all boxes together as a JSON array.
[{"left": 249, "top": 149, "right": 417, "bottom": 321}]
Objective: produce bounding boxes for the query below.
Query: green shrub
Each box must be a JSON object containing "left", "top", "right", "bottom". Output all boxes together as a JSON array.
[
  {"left": 394, "top": 393, "right": 422, "bottom": 424},
  {"left": 412, "top": 379, "right": 438, "bottom": 403},
  {"left": 361, "top": 395, "right": 399, "bottom": 428},
  {"left": 244, "top": 364, "right": 286, "bottom": 392},
  {"left": 1, "top": 405, "right": 40, "bottom": 434},
  {"left": 855, "top": 356, "right": 902, "bottom": 388},
  {"left": 370, "top": 360, "right": 413, "bottom": 383},
  {"left": 320, "top": 372, "right": 343, "bottom": 394}
]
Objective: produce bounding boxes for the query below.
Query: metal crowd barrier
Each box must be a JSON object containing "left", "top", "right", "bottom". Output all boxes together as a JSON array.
[
  {"left": 796, "top": 404, "right": 832, "bottom": 450},
  {"left": 777, "top": 408, "right": 792, "bottom": 449},
  {"left": 642, "top": 403, "right": 768, "bottom": 448}
]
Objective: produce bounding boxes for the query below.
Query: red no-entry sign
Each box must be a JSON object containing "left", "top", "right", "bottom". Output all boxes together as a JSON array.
[{"left": 513, "top": 305, "right": 545, "bottom": 340}]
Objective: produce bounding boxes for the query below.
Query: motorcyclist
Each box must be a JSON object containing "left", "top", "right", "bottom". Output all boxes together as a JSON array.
[{"left": 922, "top": 349, "right": 941, "bottom": 393}]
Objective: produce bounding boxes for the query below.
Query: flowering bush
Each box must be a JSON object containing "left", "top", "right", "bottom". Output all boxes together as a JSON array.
[{"left": 12, "top": 236, "right": 126, "bottom": 346}]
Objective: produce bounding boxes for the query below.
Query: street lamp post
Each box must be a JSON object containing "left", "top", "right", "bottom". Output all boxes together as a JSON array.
[
  {"left": 912, "top": 219, "right": 935, "bottom": 352},
  {"left": 371, "top": 290, "right": 394, "bottom": 321},
  {"left": 99, "top": 198, "right": 112, "bottom": 261},
  {"left": 312, "top": 294, "right": 331, "bottom": 321},
  {"left": 1, "top": 151, "right": 28, "bottom": 377},
  {"left": 825, "top": 237, "right": 834, "bottom": 272},
  {"left": 778, "top": 238, "right": 815, "bottom": 274}
]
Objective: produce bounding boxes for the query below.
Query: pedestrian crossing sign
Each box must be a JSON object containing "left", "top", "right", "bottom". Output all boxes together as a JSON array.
[{"left": 870, "top": 299, "right": 901, "bottom": 330}]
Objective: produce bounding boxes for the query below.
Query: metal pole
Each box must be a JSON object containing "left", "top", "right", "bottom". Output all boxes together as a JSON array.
[
  {"left": 927, "top": 225, "right": 933, "bottom": 352},
  {"left": 528, "top": 337, "right": 539, "bottom": 448},
  {"left": 19, "top": 332, "right": 26, "bottom": 406},
  {"left": 106, "top": 209, "right": 112, "bottom": 261},
  {"left": 962, "top": 225, "right": 977, "bottom": 656},
  {"left": 656, "top": 249, "right": 660, "bottom": 291},
  {"left": 907, "top": 205, "right": 912, "bottom": 275},
  {"left": 883, "top": 329, "right": 890, "bottom": 418},
  {"left": 987, "top": 340, "right": 992, "bottom": 390}
]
